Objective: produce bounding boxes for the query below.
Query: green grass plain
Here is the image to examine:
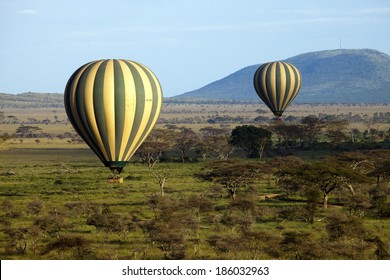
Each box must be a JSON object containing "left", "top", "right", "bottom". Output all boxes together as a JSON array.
[{"left": 0, "top": 102, "right": 389, "bottom": 260}]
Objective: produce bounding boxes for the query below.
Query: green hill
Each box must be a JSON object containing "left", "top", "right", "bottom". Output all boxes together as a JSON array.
[{"left": 174, "top": 49, "right": 390, "bottom": 103}]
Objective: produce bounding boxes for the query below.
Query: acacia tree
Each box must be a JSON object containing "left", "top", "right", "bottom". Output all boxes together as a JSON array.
[
  {"left": 277, "top": 159, "right": 370, "bottom": 209},
  {"left": 265, "top": 156, "right": 305, "bottom": 174},
  {"left": 230, "top": 125, "right": 272, "bottom": 159},
  {"left": 197, "top": 127, "right": 234, "bottom": 160},
  {"left": 300, "top": 116, "right": 326, "bottom": 148},
  {"left": 271, "top": 123, "right": 304, "bottom": 151},
  {"left": 173, "top": 128, "right": 198, "bottom": 163},
  {"left": 368, "top": 159, "right": 390, "bottom": 187},
  {"left": 136, "top": 128, "right": 173, "bottom": 168},
  {"left": 14, "top": 125, "right": 42, "bottom": 138},
  {"left": 136, "top": 128, "right": 174, "bottom": 196},
  {"left": 197, "top": 160, "right": 266, "bottom": 199},
  {"left": 325, "top": 120, "right": 349, "bottom": 148},
  {"left": 336, "top": 150, "right": 390, "bottom": 186}
]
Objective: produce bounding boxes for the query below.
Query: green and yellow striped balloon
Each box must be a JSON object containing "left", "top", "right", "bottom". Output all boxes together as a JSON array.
[
  {"left": 64, "top": 59, "right": 163, "bottom": 174},
  {"left": 253, "top": 61, "right": 301, "bottom": 117}
]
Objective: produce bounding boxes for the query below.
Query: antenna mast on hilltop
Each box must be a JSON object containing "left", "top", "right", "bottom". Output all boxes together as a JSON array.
[{"left": 339, "top": 36, "right": 343, "bottom": 49}]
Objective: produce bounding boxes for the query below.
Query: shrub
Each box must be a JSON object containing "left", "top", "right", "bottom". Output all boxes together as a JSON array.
[
  {"left": 325, "top": 212, "right": 366, "bottom": 241},
  {"left": 27, "top": 200, "right": 44, "bottom": 215},
  {"left": 41, "top": 235, "right": 93, "bottom": 259}
]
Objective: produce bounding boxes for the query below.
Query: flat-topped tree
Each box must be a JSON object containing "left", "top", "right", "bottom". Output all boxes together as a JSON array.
[
  {"left": 277, "top": 158, "right": 370, "bottom": 209},
  {"left": 197, "top": 160, "right": 266, "bottom": 200}
]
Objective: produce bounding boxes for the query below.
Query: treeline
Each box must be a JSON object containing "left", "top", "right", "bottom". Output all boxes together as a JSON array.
[
  {"left": 159, "top": 111, "right": 390, "bottom": 125},
  {"left": 0, "top": 93, "right": 64, "bottom": 109},
  {"left": 1, "top": 116, "right": 390, "bottom": 153},
  {"left": 136, "top": 117, "right": 390, "bottom": 164}
]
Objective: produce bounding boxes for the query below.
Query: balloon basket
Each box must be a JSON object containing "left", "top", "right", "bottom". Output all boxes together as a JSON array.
[
  {"left": 107, "top": 175, "right": 123, "bottom": 184},
  {"left": 271, "top": 117, "right": 283, "bottom": 124}
]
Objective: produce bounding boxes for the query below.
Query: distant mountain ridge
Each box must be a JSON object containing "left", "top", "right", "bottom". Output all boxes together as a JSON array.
[
  {"left": 1, "top": 49, "right": 389, "bottom": 106},
  {"left": 174, "top": 49, "right": 390, "bottom": 103}
]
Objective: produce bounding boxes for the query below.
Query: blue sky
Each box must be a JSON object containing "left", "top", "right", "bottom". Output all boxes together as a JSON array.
[{"left": 0, "top": 0, "right": 389, "bottom": 97}]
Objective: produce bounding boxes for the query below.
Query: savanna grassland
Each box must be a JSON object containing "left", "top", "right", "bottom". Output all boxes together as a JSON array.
[{"left": 0, "top": 98, "right": 390, "bottom": 260}]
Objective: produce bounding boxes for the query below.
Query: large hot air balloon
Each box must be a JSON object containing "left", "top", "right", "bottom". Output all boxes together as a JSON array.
[
  {"left": 253, "top": 61, "right": 301, "bottom": 118},
  {"left": 64, "top": 59, "right": 163, "bottom": 175}
]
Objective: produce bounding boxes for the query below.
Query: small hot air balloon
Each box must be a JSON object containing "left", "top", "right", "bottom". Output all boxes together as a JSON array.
[
  {"left": 64, "top": 59, "right": 163, "bottom": 175},
  {"left": 253, "top": 61, "right": 301, "bottom": 118}
]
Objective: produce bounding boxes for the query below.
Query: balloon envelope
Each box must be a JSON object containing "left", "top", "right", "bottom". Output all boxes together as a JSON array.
[
  {"left": 64, "top": 59, "right": 163, "bottom": 174},
  {"left": 253, "top": 61, "right": 301, "bottom": 117}
]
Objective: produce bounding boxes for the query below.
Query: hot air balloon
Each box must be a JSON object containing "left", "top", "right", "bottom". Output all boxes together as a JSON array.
[
  {"left": 253, "top": 61, "right": 301, "bottom": 118},
  {"left": 64, "top": 59, "right": 163, "bottom": 175}
]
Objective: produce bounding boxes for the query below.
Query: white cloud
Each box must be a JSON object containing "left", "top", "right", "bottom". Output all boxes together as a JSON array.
[{"left": 16, "top": 9, "right": 37, "bottom": 15}]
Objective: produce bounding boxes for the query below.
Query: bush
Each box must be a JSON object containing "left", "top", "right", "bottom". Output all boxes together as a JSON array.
[
  {"left": 34, "top": 214, "right": 65, "bottom": 237},
  {"left": 280, "top": 230, "right": 326, "bottom": 259},
  {"left": 27, "top": 200, "right": 44, "bottom": 215},
  {"left": 325, "top": 212, "right": 366, "bottom": 241},
  {"left": 142, "top": 196, "right": 198, "bottom": 259},
  {"left": 41, "top": 235, "right": 94, "bottom": 259}
]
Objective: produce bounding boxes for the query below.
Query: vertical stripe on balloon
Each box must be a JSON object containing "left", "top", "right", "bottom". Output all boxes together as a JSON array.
[
  {"left": 253, "top": 61, "right": 301, "bottom": 117},
  {"left": 64, "top": 59, "right": 163, "bottom": 170}
]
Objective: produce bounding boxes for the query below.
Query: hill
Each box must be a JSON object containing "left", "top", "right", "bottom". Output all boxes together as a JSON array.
[{"left": 174, "top": 49, "right": 390, "bottom": 103}]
